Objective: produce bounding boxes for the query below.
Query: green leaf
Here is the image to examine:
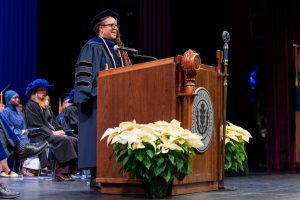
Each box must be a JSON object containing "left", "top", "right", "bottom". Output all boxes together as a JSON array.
[
  {"left": 146, "top": 149, "right": 154, "bottom": 158},
  {"left": 237, "top": 158, "right": 243, "bottom": 166},
  {"left": 161, "top": 167, "right": 172, "bottom": 182},
  {"left": 240, "top": 153, "right": 246, "bottom": 161},
  {"left": 230, "top": 144, "right": 236, "bottom": 152},
  {"left": 225, "top": 154, "right": 231, "bottom": 162},
  {"left": 154, "top": 164, "right": 166, "bottom": 176},
  {"left": 181, "top": 144, "right": 188, "bottom": 152},
  {"left": 122, "top": 155, "right": 130, "bottom": 166},
  {"left": 116, "top": 149, "right": 128, "bottom": 161},
  {"left": 156, "top": 156, "right": 164, "bottom": 166},
  {"left": 186, "top": 162, "right": 191, "bottom": 174},
  {"left": 143, "top": 156, "right": 152, "bottom": 169},
  {"left": 135, "top": 150, "right": 145, "bottom": 162},
  {"left": 225, "top": 161, "right": 231, "bottom": 170},
  {"left": 128, "top": 148, "right": 132, "bottom": 156},
  {"left": 176, "top": 158, "right": 184, "bottom": 170},
  {"left": 169, "top": 154, "right": 175, "bottom": 166},
  {"left": 113, "top": 143, "right": 122, "bottom": 152}
]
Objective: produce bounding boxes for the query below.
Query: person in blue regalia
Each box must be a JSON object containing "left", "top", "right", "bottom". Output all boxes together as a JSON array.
[
  {"left": 74, "top": 9, "right": 131, "bottom": 188},
  {"left": 1, "top": 90, "right": 45, "bottom": 176}
]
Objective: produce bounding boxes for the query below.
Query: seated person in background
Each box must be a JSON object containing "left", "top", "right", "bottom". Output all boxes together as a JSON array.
[
  {"left": 0, "top": 139, "right": 18, "bottom": 178},
  {"left": 16, "top": 102, "right": 23, "bottom": 113},
  {"left": 23, "top": 78, "right": 78, "bottom": 181},
  {"left": 61, "top": 89, "right": 78, "bottom": 138},
  {"left": 0, "top": 122, "right": 20, "bottom": 198},
  {"left": 1, "top": 90, "right": 43, "bottom": 176},
  {"left": 43, "top": 95, "right": 50, "bottom": 107},
  {"left": 0, "top": 103, "right": 17, "bottom": 178},
  {"left": 0, "top": 112, "right": 47, "bottom": 178},
  {"left": 43, "top": 95, "right": 56, "bottom": 123},
  {"left": 43, "top": 95, "right": 59, "bottom": 129},
  {"left": 55, "top": 95, "right": 71, "bottom": 126}
]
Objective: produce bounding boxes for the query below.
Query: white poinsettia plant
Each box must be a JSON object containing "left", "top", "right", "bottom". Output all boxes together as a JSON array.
[
  {"left": 225, "top": 122, "right": 252, "bottom": 145},
  {"left": 223, "top": 122, "right": 252, "bottom": 172},
  {"left": 100, "top": 119, "right": 204, "bottom": 183}
]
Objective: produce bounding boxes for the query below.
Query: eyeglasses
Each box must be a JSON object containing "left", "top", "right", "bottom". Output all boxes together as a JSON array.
[{"left": 101, "top": 24, "right": 119, "bottom": 29}]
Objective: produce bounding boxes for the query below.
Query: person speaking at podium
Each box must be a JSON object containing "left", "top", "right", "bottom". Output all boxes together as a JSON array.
[{"left": 74, "top": 9, "right": 131, "bottom": 188}]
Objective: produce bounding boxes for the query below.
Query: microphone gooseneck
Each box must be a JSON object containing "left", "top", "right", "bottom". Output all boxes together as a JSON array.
[
  {"left": 113, "top": 45, "right": 138, "bottom": 55},
  {"left": 113, "top": 45, "right": 157, "bottom": 61}
]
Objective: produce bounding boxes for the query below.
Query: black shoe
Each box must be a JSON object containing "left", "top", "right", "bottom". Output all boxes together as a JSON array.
[
  {"left": 16, "top": 141, "right": 48, "bottom": 160},
  {"left": 0, "top": 183, "right": 20, "bottom": 199},
  {"left": 55, "top": 174, "right": 70, "bottom": 182},
  {"left": 90, "top": 179, "right": 101, "bottom": 189}
]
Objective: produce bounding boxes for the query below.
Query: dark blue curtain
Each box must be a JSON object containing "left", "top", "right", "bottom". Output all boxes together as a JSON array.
[{"left": 0, "top": 0, "right": 37, "bottom": 102}]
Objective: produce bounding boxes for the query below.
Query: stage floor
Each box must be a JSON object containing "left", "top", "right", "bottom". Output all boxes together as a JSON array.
[{"left": 1, "top": 172, "right": 299, "bottom": 200}]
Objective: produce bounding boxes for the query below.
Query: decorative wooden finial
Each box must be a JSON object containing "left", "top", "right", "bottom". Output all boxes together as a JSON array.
[
  {"left": 181, "top": 49, "right": 201, "bottom": 93},
  {"left": 216, "top": 50, "right": 223, "bottom": 72}
]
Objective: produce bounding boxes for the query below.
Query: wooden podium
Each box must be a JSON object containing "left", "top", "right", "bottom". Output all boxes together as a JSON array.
[{"left": 96, "top": 50, "right": 225, "bottom": 195}]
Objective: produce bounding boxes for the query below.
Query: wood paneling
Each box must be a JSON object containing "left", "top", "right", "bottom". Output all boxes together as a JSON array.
[
  {"left": 96, "top": 58, "right": 176, "bottom": 194},
  {"left": 96, "top": 53, "right": 224, "bottom": 195},
  {"left": 171, "top": 64, "right": 222, "bottom": 195}
]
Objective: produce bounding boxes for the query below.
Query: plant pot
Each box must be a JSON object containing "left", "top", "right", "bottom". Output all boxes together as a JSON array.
[{"left": 143, "top": 176, "right": 172, "bottom": 199}]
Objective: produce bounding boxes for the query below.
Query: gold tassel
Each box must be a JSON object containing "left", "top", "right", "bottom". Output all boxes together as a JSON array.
[
  {"left": 38, "top": 101, "right": 46, "bottom": 109},
  {"left": 0, "top": 92, "right": 2, "bottom": 105},
  {"left": 58, "top": 97, "right": 62, "bottom": 113}
]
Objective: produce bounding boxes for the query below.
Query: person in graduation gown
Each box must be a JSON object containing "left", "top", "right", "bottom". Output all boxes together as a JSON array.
[
  {"left": 55, "top": 95, "right": 71, "bottom": 126},
  {"left": 0, "top": 119, "right": 20, "bottom": 198},
  {"left": 0, "top": 102, "right": 47, "bottom": 178},
  {"left": 0, "top": 113, "right": 20, "bottom": 178},
  {"left": 1, "top": 90, "right": 44, "bottom": 176},
  {"left": 23, "top": 78, "right": 78, "bottom": 181},
  {"left": 74, "top": 9, "right": 132, "bottom": 187},
  {"left": 61, "top": 89, "right": 78, "bottom": 138}
]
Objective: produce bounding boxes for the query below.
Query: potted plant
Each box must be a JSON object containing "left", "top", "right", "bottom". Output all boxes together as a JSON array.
[
  {"left": 224, "top": 122, "right": 252, "bottom": 175},
  {"left": 100, "top": 119, "right": 204, "bottom": 198}
]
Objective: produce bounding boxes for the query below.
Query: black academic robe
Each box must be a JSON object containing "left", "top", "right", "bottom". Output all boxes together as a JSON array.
[
  {"left": 24, "top": 100, "right": 77, "bottom": 164},
  {"left": 74, "top": 37, "right": 124, "bottom": 169},
  {"left": 61, "top": 104, "right": 78, "bottom": 137}
]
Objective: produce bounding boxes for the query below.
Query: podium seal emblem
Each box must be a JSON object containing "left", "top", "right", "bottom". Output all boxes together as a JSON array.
[{"left": 192, "top": 87, "right": 214, "bottom": 153}]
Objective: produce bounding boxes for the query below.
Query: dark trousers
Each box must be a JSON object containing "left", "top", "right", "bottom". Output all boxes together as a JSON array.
[{"left": 55, "top": 159, "right": 77, "bottom": 176}]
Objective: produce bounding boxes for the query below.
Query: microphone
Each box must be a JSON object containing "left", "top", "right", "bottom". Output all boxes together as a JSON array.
[
  {"left": 113, "top": 45, "right": 138, "bottom": 55},
  {"left": 114, "top": 45, "right": 157, "bottom": 62}
]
